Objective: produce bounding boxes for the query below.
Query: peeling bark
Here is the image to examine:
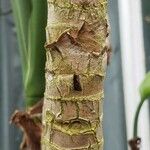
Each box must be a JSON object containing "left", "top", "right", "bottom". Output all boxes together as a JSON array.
[
  {"left": 10, "top": 99, "right": 43, "bottom": 150},
  {"left": 42, "top": 0, "right": 109, "bottom": 149}
]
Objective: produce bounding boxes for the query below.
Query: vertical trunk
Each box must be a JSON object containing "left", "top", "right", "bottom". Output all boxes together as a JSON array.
[{"left": 42, "top": 0, "right": 109, "bottom": 149}]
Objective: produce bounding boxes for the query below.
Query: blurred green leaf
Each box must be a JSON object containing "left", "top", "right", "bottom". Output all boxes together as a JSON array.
[
  {"left": 11, "top": 0, "right": 32, "bottom": 79},
  {"left": 133, "top": 72, "right": 150, "bottom": 137},
  {"left": 140, "top": 71, "right": 150, "bottom": 101},
  {"left": 11, "top": 0, "right": 47, "bottom": 107}
]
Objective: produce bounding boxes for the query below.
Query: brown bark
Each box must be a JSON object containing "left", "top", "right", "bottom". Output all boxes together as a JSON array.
[{"left": 42, "top": 0, "right": 109, "bottom": 149}]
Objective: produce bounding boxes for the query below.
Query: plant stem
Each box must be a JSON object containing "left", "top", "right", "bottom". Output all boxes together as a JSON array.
[
  {"left": 133, "top": 98, "right": 149, "bottom": 137},
  {"left": 42, "top": 0, "right": 109, "bottom": 149}
]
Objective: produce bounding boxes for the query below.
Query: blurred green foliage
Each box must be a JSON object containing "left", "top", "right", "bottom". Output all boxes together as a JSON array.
[
  {"left": 140, "top": 72, "right": 150, "bottom": 100},
  {"left": 133, "top": 72, "right": 150, "bottom": 137},
  {"left": 11, "top": 0, "right": 47, "bottom": 107}
]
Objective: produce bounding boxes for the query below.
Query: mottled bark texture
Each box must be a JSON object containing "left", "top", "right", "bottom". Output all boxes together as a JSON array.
[{"left": 42, "top": 0, "right": 109, "bottom": 149}]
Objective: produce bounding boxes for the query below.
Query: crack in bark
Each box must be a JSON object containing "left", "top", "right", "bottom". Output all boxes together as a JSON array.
[{"left": 73, "top": 74, "right": 82, "bottom": 91}]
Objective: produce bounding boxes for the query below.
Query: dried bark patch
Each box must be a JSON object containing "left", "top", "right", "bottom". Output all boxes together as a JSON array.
[{"left": 10, "top": 100, "right": 43, "bottom": 150}]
